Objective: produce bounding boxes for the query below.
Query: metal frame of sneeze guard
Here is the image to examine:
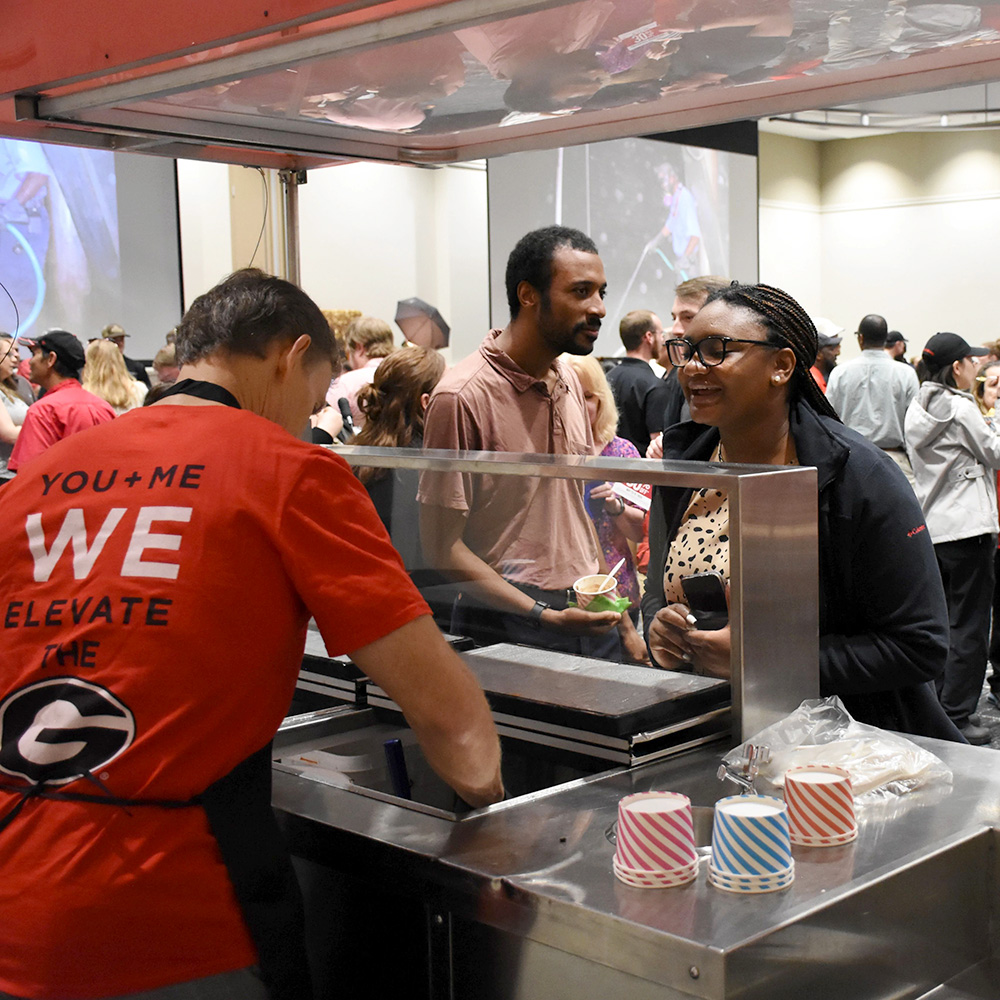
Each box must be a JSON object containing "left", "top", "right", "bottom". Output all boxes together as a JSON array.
[{"left": 335, "top": 445, "right": 819, "bottom": 741}]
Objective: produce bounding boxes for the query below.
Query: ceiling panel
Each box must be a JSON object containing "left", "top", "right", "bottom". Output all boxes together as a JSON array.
[{"left": 10, "top": 0, "right": 1000, "bottom": 164}]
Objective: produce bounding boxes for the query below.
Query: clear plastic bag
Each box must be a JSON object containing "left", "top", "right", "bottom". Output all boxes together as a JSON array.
[{"left": 722, "top": 696, "right": 953, "bottom": 802}]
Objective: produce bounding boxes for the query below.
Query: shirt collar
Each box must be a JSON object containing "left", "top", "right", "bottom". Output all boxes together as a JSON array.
[
  {"left": 479, "top": 329, "right": 569, "bottom": 397},
  {"left": 45, "top": 378, "right": 82, "bottom": 395}
]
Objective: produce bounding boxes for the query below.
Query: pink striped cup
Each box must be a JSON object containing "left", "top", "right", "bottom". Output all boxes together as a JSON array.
[{"left": 614, "top": 792, "right": 698, "bottom": 884}]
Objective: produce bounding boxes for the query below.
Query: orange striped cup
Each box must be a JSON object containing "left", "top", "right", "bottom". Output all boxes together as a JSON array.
[{"left": 784, "top": 764, "right": 857, "bottom": 847}]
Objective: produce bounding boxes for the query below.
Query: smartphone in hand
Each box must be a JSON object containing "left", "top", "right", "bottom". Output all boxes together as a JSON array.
[{"left": 680, "top": 571, "right": 728, "bottom": 631}]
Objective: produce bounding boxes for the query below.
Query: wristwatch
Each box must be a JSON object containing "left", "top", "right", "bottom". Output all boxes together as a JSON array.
[{"left": 528, "top": 600, "right": 550, "bottom": 623}]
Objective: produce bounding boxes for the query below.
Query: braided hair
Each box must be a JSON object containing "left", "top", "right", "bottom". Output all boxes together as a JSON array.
[{"left": 704, "top": 282, "right": 840, "bottom": 421}]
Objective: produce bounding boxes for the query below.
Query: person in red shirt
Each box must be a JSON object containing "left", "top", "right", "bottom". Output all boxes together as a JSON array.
[
  {"left": 8, "top": 330, "right": 115, "bottom": 472},
  {"left": 808, "top": 326, "right": 842, "bottom": 394},
  {"left": 0, "top": 269, "right": 503, "bottom": 1000}
]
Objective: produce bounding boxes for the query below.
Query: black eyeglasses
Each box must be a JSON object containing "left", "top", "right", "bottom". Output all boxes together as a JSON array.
[{"left": 665, "top": 336, "right": 783, "bottom": 369}]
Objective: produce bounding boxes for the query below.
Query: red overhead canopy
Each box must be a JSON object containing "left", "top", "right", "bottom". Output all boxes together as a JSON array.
[{"left": 5, "top": 0, "right": 1000, "bottom": 167}]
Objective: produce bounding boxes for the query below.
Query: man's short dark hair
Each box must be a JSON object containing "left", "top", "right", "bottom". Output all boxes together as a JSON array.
[
  {"left": 857, "top": 314, "right": 888, "bottom": 348},
  {"left": 619, "top": 310, "right": 657, "bottom": 351},
  {"left": 176, "top": 269, "right": 334, "bottom": 367},
  {"left": 505, "top": 226, "right": 599, "bottom": 320}
]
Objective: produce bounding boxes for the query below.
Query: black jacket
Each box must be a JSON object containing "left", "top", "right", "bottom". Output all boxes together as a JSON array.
[
  {"left": 606, "top": 358, "right": 672, "bottom": 456},
  {"left": 642, "top": 401, "right": 963, "bottom": 742}
]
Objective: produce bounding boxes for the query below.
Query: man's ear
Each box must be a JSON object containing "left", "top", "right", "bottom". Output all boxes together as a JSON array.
[
  {"left": 517, "top": 280, "right": 539, "bottom": 313},
  {"left": 278, "top": 334, "right": 312, "bottom": 375}
]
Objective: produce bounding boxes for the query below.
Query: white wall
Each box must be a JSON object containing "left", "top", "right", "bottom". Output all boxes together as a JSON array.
[
  {"left": 176, "top": 159, "right": 232, "bottom": 310},
  {"left": 297, "top": 160, "right": 489, "bottom": 362},
  {"left": 758, "top": 133, "right": 824, "bottom": 322},
  {"left": 176, "top": 159, "right": 490, "bottom": 362},
  {"left": 759, "top": 129, "right": 1000, "bottom": 360},
  {"left": 820, "top": 130, "right": 1000, "bottom": 356}
]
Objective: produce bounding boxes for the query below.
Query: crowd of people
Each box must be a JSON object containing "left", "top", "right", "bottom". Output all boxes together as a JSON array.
[
  {"left": 0, "top": 323, "right": 179, "bottom": 479},
  {"left": 5, "top": 223, "right": 1000, "bottom": 997},
  {"left": 323, "top": 227, "right": 999, "bottom": 750}
]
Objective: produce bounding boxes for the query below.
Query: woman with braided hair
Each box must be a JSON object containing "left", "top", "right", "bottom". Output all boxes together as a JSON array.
[{"left": 641, "top": 282, "right": 962, "bottom": 741}]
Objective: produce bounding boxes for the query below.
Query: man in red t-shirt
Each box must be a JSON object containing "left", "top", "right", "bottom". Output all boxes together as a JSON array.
[
  {"left": 8, "top": 330, "right": 115, "bottom": 472},
  {"left": 0, "top": 270, "right": 503, "bottom": 1000}
]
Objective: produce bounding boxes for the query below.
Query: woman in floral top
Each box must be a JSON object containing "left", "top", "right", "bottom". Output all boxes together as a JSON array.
[{"left": 564, "top": 355, "right": 646, "bottom": 630}]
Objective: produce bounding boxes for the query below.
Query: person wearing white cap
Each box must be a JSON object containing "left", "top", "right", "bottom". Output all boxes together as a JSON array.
[
  {"left": 906, "top": 331, "right": 998, "bottom": 745},
  {"left": 101, "top": 322, "right": 152, "bottom": 388}
]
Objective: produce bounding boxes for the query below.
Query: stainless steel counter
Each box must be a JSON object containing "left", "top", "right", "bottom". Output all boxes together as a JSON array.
[{"left": 274, "top": 719, "right": 1000, "bottom": 1000}]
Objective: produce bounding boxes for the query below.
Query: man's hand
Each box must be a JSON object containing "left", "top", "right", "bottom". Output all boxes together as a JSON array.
[
  {"left": 543, "top": 606, "right": 621, "bottom": 636},
  {"left": 350, "top": 616, "right": 504, "bottom": 807},
  {"left": 619, "top": 614, "right": 652, "bottom": 665}
]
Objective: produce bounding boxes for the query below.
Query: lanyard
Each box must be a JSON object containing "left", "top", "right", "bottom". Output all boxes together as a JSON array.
[{"left": 157, "top": 378, "right": 241, "bottom": 409}]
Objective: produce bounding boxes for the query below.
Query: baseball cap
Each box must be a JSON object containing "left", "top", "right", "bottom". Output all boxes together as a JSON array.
[
  {"left": 101, "top": 323, "right": 128, "bottom": 339},
  {"left": 921, "top": 332, "right": 988, "bottom": 373},
  {"left": 886, "top": 331, "right": 907, "bottom": 347},
  {"left": 811, "top": 317, "right": 844, "bottom": 341},
  {"left": 817, "top": 331, "right": 842, "bottom": 349},
  {"left": 18, "top": 330, "right": 86, "bottom": 372}
]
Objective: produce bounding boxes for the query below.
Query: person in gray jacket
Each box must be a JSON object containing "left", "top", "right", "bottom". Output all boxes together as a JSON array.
[{"left": 906, "top": 332, "right": 999, "bottom": 744}]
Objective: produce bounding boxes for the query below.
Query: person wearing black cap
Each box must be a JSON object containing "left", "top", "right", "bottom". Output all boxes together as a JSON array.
[
  {"left": 643, "top": 283, "right": 960, "bottom": 742},
  {"left": 885, "top": 330, "right": 911, "bottom": 365},
  {"left": 905, "top": 331, "right": 999, "bottom": 744},
  {"left": 8, "top": 330, "right": 115, "bottom": 472},
  {"left": 809, "top": 329, "right": 842, "bottom": 393}
]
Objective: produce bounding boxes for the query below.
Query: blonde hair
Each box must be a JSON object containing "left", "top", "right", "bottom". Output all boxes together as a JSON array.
[
  {"left": 82, "top": 339, "right": 137, "bottom": 409},
  {"left": 563, "top": 354, "right": 618, "bottom": 447},
  {"left": 346, "top": 316, "right": 396, "bottom": 360},
  {"left": 0, "top": 335, "right": 20, "bottom": 404}
]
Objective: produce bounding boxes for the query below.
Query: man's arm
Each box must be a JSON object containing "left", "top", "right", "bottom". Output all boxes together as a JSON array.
[
  {"left": 8, "top": 406, "right": 58, "bottom": 471},
  {"left": 349, "top": 615, "right": 503, "bottom": 808},
  {"left": 420, "top": 503, "right": 620, "bottom": 636}
]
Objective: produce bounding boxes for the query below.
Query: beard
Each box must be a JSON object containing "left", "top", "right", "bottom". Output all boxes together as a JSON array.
[{"left": 538, "top": 294, "right": 601, "bottom": 356}]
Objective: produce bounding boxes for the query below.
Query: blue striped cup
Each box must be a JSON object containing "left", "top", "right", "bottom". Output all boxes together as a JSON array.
[{"left": 711, "top": 795, "right": 792, "bottom": 877}]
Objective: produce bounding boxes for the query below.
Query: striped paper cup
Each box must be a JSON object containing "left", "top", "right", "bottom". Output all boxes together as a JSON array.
[
  {"left": 614, "top": 857, "right": 698, "bottom": 889},
  {"left": 710, "top": 795, "right": 793, "bottom": 877},
  {"left": 709, "top": 862, "right": 795, "bottom": 894},
  {"left": 784, "top": 765, "right": 858, "bottom": 847},
  {"left": 614, "top": 792, "right": 698, "bottom": 878}
]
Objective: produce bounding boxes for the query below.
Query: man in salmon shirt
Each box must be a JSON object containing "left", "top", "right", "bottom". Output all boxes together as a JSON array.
[{"left": 0, "top": 268, "right": 503, "bottom": 1000}]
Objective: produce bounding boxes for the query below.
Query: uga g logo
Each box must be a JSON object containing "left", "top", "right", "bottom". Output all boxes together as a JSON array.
[{"left": 0, "top": 677, "right": 135, "bottom": 785}]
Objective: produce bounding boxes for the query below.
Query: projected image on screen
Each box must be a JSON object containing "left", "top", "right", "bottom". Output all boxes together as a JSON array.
[
  {"left": 0, "top": 139, "right": 120, "bottom": 340},
  {"left": 586, "top": 138, "right": 729, "bottom": 326},
  {"left": 487, "top": 135, "right": 756, "bottom": 356}
]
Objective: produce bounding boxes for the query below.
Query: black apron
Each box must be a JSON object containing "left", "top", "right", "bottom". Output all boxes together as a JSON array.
[{"left": 0, "top": 381, "right": 312, "bottom": 1000}]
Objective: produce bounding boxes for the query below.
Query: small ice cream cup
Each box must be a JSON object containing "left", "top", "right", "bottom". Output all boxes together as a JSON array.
[{"left": 573, "top": 573, "right": 617, "bottom": 610}]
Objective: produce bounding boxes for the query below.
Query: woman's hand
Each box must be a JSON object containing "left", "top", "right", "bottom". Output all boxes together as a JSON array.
[
  {"left": 685, "top": 625, "right": 732, "bottom": 679},
  {"left": 648, "top": 603, "right": 695, "bottom": 669},
  {"left": 649, "top": 604, "right": 732, "bottom": 678},
  {"left": 588, "top": 480, "right": 616, "bottom": 507}
]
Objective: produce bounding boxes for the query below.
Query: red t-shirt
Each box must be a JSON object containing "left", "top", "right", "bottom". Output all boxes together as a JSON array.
[
  {"left": 8, "top": 378, "right": 116, "bottom": 472},
  {"left": 0, "top": 404, "right": 428, "bottom": 998}
]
